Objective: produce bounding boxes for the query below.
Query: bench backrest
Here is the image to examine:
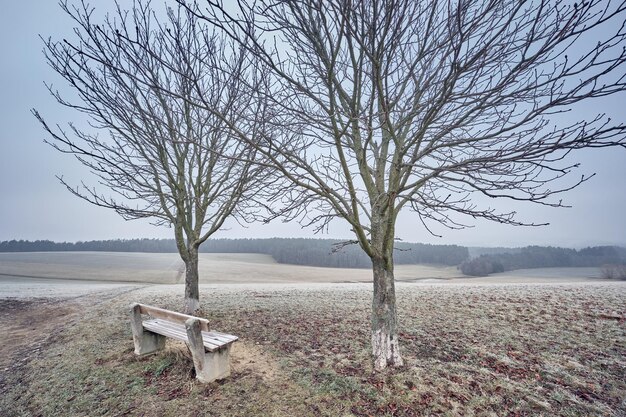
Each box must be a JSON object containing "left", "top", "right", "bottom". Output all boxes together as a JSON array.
[{"left": 131, "top": 303, "right": 209, "bottom": 332}]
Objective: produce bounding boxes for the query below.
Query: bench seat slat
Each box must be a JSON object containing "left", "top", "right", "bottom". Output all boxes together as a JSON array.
[
  {"left": 146, "top": 319, "right": 224, "bottom": 344},
  {"left": 203, "top": 333, "right": 238, "bottom": 347},
  {"left": 197, "top": 328, "right": 239, "bottom": 344},
  {"left": 143, "top": 320, "right": 189, "bottom": 342},
  {"left": 143, "top": 319, "right": 222, "bottom": 351},
  {"left": 206, "top": 331, "right": 239, "bottom": 344},
  {"left": 145, "top": 319, "right": 189, "bottom": 336},
  {"left": 143, "top": 319, "right": 237, "bottom": 352}
]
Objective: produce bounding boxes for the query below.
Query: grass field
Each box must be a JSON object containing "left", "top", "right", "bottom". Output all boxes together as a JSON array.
[
  {"left": 0, "top": 251, "right": 466, "bottom": 285},
  {"left": 0, "top": 253, "right": 624, "bottom": 416}
]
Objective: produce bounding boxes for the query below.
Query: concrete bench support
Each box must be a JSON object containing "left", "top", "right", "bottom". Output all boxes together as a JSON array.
[
  {"left": 186, "top": 318, "right": 232, "bottom": 383},
  {"left": 130, "top": 303, "right": 166, "bottom": 355}
]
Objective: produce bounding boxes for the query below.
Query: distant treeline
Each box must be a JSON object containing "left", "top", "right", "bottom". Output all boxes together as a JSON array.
[
  {"left": 0, "top": 238, "right": 468, "bottom": 268},
  {"left": 0, "top": 239, "right": 178, "bottom": 253},
  {"left": 201, "top": 239, "right": 469, "bottom": 267},
  {"left": 4, "top": 239, "right": 624, "bottom": 273},
  {"left": 460, "top": 245, "right": 626, "bottom": 276},
  {"left": 467, "top": 246, "right": 522, "bottom": 258}
]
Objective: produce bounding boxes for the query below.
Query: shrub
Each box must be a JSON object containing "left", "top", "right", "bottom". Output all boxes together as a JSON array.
[
  {"left": 600, "top": 264, "right": 626, "bottom": 280},
  {"left": 459, "top": 257, "right": 502, "bottom": 276}
]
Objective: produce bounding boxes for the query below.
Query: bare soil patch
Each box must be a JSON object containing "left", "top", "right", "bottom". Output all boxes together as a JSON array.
[{"left": 0, "top": 298, "right": 75, "bottom": 373}]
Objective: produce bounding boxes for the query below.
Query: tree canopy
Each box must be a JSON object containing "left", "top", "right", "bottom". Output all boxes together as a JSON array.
[
  {"left": 34, "top": 1, "right": 271, "bottom": 312},
  {"left": 182, "top": 0, "right": 626, "bottom": 368}
]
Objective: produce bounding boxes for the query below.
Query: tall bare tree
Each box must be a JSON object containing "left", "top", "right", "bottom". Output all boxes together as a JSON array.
[
  {"left": 184, "top": 0, "right": 626, "bottom": 368},
  {"left": 34, "top": 1, "right": 268, "bottom": 313}
]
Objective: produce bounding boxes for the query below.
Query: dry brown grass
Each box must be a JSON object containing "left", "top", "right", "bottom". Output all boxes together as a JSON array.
[{"left": 1, "top": 281, "right": 624, "bottom": 416}]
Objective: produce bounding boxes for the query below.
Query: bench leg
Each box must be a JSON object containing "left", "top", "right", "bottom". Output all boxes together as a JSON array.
[
  {"left": 130, "top": 303, "right": 165, "bottom": 355},
  {"left": 133, "top": 330, "right": 166, "bottom": 356},
  {"left": 186, "top": 318, "right": 232, "bottom": 383},
  {"left": 197, "top": 345, "right": 232, "bottom": 383}
]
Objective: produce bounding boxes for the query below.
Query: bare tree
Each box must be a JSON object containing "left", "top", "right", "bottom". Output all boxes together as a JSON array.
[
  {"left": 34, "top": 1, "right": 268, "bottom": 313},
  {"left": 183, "top": 0, "right": 626, "bottom": 368}
]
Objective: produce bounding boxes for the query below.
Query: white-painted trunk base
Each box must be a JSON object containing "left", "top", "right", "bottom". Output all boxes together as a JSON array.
[
  {"left": 184, "top": 297, "right": 200, "bottom": 314},
  {"left": 372, "top": 328, "right": 404, "bottom": 370}
]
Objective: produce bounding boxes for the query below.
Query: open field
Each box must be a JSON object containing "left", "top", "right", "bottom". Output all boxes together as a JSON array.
[
  {"left": 0, "top": 251, "right": 466, "bottom": 286},
  {"left": 0, "top": 252, "right": 624, "bottom": 416},
  {"left": 0, "top": 251, "right": 602, "bottom": 288}
]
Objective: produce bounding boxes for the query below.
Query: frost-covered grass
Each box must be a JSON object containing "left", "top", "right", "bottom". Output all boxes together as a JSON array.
[{"left": 1, "top": 281, "right": 624, "bottom": 416}]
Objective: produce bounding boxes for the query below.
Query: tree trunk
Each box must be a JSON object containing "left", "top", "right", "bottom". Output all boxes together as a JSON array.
[
  {"left": 183, "top": 246, "right": 200, "bottom": 314},
  {"left": 371, "top": 255, "right": 403, "bottom": 370}
]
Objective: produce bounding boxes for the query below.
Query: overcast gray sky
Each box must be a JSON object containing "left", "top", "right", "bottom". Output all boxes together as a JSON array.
[{"left": 1, "top": 2, "right": 625, "bottom": 248}]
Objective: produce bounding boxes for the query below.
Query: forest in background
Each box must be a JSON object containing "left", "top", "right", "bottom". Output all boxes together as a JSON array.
[
  {"left": 1, "top": 239, "right": 625, "bottom": 274},
  {"left": 0, "top": 238, "right": 467, "bottom": 268},
  {"left": 459, "top": 246, "right": 626, "bottom": 276}
]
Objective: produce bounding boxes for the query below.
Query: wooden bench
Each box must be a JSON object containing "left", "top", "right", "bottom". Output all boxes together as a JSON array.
[{"left": 129, "top": 303, "right": 238, "bottom": 383}]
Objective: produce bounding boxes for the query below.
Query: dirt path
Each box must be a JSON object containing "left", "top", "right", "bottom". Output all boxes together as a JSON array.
[
  {"left": 0, "top": 285, "right": 144, "bottom": 394},
  {"left": 0, "top": 299, "right": 74, "bottom": 372}
]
